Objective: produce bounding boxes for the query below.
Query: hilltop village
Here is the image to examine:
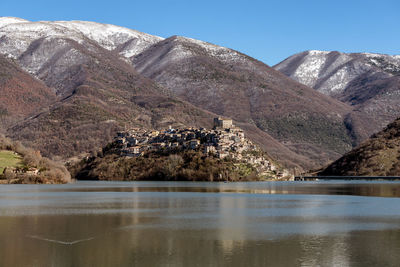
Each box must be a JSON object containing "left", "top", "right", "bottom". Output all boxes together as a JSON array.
[{"left": 111, "top": 118, "right": 289, "bottom": 179}]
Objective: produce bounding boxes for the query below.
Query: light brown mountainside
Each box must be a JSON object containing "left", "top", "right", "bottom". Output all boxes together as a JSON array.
[{"left": 0, "top": 54, "right": 57, "bottom": 131}]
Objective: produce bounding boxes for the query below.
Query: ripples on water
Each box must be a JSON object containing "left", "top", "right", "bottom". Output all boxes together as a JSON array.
[{"left": 1, "top": 181, "right": 400, "bottom": 266}]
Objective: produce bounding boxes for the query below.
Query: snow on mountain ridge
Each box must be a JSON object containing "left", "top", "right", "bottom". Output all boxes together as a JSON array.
[
  {"left": 0, "top": 17, "right": 249, "bottom": 67},
  {"left": 0, "top": 21, "right": 87, "bottom": 60},
  {"left": 307, "top": 50, "right": 330, "bottom": 55},
  {"left": 0, "top": 17, "right": 163, "bottom": 60},
  {"left": 0, "top": 17, "right": 167, "bottom": 83},
  {"left": 291, "top": 51, "right": 329, "bottom": 87},
  {"left": 275, "top": 50, "right": 400, "bottom": 96},
  {"left": 0, "top": 17, "right": 29, "bottom": 28},
  {"left": 52, "top": 20, "right": 163, "bottom": 57},
  {"left": 172, "top": 36, "right": 247, "bottom": 64}
]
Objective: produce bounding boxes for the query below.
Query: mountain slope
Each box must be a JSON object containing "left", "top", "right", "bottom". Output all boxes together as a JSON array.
[
  {"left": 133, "top": 36, "right": 366, "bottom": 167},
  {"left": 274, "top": 50, "right": 400, "bottom": 130},
  {"left": 274, "top": 51, "right": 400, "bottom": 96},
  {"left": 7, "top": 44, "right": 218, "bottom": 159},
  {"left": 0, "top": 54, "right": 56, "bottom": 130},
  {"left": 320, "top": 118, "right": 400, "bottom": 176}
]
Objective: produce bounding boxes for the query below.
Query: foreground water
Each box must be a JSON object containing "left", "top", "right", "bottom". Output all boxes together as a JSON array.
[{"left": 1, "top": 181, "right": 400, "bottom": 266}]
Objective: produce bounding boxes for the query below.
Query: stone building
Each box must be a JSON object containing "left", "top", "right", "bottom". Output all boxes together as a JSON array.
[{"left": 213, "top": 117, "right": 233, "bottom": 129}]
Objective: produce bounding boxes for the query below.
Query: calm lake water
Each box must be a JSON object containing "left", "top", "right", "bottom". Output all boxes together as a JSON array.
[{"left": 1, "top": 181, "right": 400, "bottom": 266}]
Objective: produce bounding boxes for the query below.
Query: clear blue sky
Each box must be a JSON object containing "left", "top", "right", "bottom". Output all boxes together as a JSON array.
[{"left": 1, "top": 0, "right": 399, "bottom": 65}]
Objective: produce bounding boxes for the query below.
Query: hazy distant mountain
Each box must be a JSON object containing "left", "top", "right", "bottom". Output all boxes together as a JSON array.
[
  {"left": 274, "top": 50, "right": 400, "bottom": 130},
  {"left": 320, "top": 117, "right": 400, "bottom": 176},
  {"left": 0, "top": 17, "right": 380, "bottom": 169}
]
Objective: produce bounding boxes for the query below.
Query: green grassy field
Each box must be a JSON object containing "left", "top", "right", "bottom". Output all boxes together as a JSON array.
[{"left": 0, "top": 150, "right": 23, "bottom": 173}]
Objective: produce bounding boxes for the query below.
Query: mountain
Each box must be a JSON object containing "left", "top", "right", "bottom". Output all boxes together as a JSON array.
[
  {"left": 0, "top": 17, "right": 162, "bottom": 64},
  {"left": 0, "top": 17, "right": 375, "bottom": 169},
  {"left": 132, "top": 36, "right": 371, "bottom": 167},
  {"left": 0, "top": 17, "right": 163, "bottom": 97},
  {"left": 274, "top": 50, "right": 400, "bottom": 131},
  {"left": 320, "top": 117, "right": 400, "bottom": 176},
  {"left": 70, "top": 123, "right": 288, "bottom": 182},
  {"left": 0, "top": 17, "right": 215, "bottom": 160}
]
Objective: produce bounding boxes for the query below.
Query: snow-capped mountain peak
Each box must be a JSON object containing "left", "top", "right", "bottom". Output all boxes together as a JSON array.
[
  {"left": 0, "top": 17, "right": 163, "bottom": 59},
  {"left": 274, "top": 50, "right": 400, "bottom": 96},
  {"left": 52, "top": 20, "right": 164, "bottom": 57},
  {"left": 307, "top": 50, "right": 330, "bottom": 55},
  {"left": 0, "top": 17, "right": 29, "bottom": 28}
]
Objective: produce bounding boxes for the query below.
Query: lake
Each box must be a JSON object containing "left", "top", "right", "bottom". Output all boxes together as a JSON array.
[{"left": 1, "top": 181, "right": 400, "bottom": 266}]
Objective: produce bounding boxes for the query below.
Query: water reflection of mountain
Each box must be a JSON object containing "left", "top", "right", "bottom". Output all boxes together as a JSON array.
[
  {"left": 46, "top": 182, "right": 400, "bottom": 198},
  {"left": 1, "top": 182, "right": 400, "bottom": 266}
]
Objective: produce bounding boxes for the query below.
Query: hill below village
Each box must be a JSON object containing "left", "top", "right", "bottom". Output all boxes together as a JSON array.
[{"left": 70, "top": 120, "right": 291, "bottom": 181}]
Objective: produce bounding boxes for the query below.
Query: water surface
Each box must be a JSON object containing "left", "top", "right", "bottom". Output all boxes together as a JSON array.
[{"left": 1, "top": 181, "right": 400, "bottom": 266}]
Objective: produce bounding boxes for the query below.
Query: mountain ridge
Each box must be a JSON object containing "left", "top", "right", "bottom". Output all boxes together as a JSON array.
[
  {"left": 274, "top": 50, "right": 400, "bottom": 139},
  {"left": 0, "top": 17, "right": 387, "bottom": 170},
  {"left": 133, "top": 35, "right": 369, "bottom": 168},
  {"left": 274, "top": 50, "right": 400, "bottom": 96}
]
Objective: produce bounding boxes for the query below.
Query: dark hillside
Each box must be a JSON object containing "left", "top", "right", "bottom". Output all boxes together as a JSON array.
[{"left": 320, "top": 118, "right": 400, "bottom": 176}]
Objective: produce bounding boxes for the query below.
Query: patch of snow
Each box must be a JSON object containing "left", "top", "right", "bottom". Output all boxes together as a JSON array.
[
  {"left": 53, "top": 20, "right": 163, "bottom": 56},
  {"left": 175, "top": 36, "right": 247, "bottom": 63},
  {"left": 308, "top": 50, "right": 330, "bottom": 55},
  {"left": 134, "top": 40, "right": 194, "bottom": 75},
  {"left": 363, "top": 53, "right": 400, "bottom": 74},
  {"left": 362, "top": 52, "right": 385, "bottom": 58},
  {"left": 18, "top": 37, "right": 72, "bottom": 74},
  {"left": 369, "top": 58, "right": 380, "bottom": 65},
  {"left": 0, "top": 17, "right": 29, "bottom": 28},
  {"left": 319, "top": 53, "right": 352, "bottom": 80},
  {"left": 318, "top": 61, "right": 372, "bottom": 94},
  {"left": 292, "top": 51, "right": 328, "bottom": 87}
]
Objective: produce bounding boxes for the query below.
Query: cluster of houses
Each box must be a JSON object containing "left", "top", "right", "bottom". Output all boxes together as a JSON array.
[
  {"left": 114, "top": 117, "right": 278, "bottom": 175},
  {"left": 2, "top": 167, "right": 39, "bottom": 176}
]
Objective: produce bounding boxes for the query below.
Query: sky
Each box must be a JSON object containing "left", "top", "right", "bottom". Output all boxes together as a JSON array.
[{"left": 1, "top": 0, "right": 399, "bottom": 65}]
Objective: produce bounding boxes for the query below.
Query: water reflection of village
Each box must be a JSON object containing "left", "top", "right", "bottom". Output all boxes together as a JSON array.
[{"left": 2, "top": 183, "right": 400, "bottom": 266}]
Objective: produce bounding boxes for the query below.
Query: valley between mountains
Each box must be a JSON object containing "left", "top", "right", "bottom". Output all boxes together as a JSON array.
[{"left": 1, "top": 17, "right": 399, "bottom": 175}]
